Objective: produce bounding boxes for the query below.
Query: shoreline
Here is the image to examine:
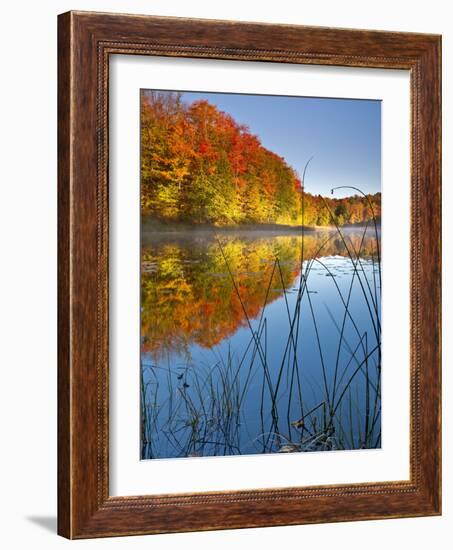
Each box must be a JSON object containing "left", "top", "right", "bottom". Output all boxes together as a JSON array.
[{"left": 141, "top": 218, "right": 380, "bottom": 236}]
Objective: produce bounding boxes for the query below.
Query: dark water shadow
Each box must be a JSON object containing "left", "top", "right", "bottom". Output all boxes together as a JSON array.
[{"left": 26, "top": 516, "right": 57, "bottom": 533}]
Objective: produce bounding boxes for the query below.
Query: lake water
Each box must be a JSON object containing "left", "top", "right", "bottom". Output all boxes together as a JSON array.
[{"left": 140, "top": 227, "right": 381, "bottom": 459}]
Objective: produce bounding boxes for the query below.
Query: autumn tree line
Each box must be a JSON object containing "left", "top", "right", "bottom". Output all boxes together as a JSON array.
[{"left": 141, "top": 91, "right": 381, "bottom": 227}]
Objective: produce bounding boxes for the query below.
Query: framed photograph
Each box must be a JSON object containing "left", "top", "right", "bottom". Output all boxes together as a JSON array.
[{"left": 58, "top": 11, "right": 441, "bottom": 538}]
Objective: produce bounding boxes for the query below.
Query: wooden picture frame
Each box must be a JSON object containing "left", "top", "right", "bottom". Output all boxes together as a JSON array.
[{"left": 58, "top": 10, "right": 441, "bottom": 539}]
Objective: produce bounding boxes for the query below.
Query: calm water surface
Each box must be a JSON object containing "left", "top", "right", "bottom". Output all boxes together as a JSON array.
[{"left": 140, "top": 228, "right": 381, "bottom": 459}]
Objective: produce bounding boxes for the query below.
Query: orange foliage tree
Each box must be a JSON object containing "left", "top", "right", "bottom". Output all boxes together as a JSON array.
[{"left": 141, "top": 91, "right": 381, "bottom": 227}]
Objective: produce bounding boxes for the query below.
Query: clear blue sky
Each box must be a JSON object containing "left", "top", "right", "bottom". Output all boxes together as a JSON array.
[{"left": 166, "top": 90, "right": 381, "bottom": 198}]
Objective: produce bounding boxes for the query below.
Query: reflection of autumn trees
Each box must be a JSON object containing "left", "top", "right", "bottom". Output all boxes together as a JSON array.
[
  {"left": 141, "top": 232, "right": 379, "bottom": 357},
  {"left": 141, "top": 91, "right": 381, "bottom": 226}
]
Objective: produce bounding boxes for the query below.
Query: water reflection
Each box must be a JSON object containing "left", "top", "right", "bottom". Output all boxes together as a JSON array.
[
  {"left": 142, "top": 230, "right": 377, "bottom": 354},
  {"left": 141, "top": 227, "right": 381, "bottom": 459}
]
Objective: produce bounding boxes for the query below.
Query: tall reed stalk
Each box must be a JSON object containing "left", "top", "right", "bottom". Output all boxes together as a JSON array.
[{"left": 140, "top": 174, "right": 381, "bottom": 458}]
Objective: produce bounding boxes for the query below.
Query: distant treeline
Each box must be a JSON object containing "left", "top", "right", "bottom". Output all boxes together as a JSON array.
[{"left": 141, "top": 91, "right": 381, "bottom": 226}]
